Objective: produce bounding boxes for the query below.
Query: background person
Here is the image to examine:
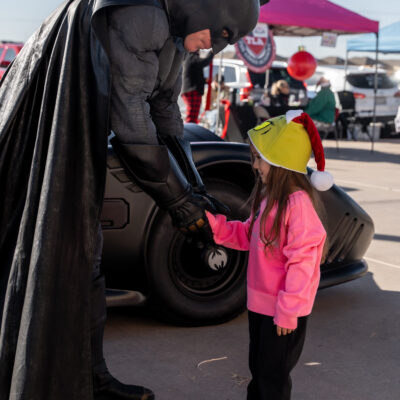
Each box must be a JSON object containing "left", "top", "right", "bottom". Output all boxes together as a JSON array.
[
  {"left": 267, "top": 79, "right": 291, "bottom": 117},
  {"left": 208, "top": 74, "right": 231, "bottom": 109},
  {"left": 201, "top": 75, "right": 231, "bottom": 131},
  {"left": 181, "top": 50, "right": 214, "bottom": 123},
  {"left": 305, "top": 77, "right": 336, "bottom": 132},
  {"left": 0, "top": 1, "right": 264, "bottom": 399},
  {"left": 206, "top": 111, "right": 333, "bottom": 399}
]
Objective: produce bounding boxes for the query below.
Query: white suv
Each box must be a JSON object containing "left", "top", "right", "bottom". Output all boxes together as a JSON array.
[
  {"left": 395, "top": 106, "right": 400, "bottom": 133},
  {"left": 202, "top": 58, "right": 251, "bottom": 104},
  {"left": 203, "top": 58, "right": 250, "bottom": 90},
  {"left": 307, "top": 65, "right": 400, "bottom": 122}
]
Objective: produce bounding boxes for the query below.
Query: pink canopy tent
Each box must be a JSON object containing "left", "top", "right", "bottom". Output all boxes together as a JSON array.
[{"left": 259, "top": 0, "right": 379, "bottom": 36}]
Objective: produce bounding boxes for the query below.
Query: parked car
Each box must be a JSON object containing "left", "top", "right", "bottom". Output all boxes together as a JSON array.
[
  {"left": 203, "top": 58, "right": 250, "bottom": 90},
  {"left": 0, "top": 41, "right": 23, "bottom": 80},
  {"left": 395, "top": 106, "right": 400, "bottom": 133},
  {"left": 178, "top": 55, "right": 248, "bottom": 118},
  {"left": 202, "top": 59, "right": 308, "bottom": 106},
  {"left": 392, "top": 70, "right": 400, "bottom": 86},
  {"left": 102, "top": 123, "right": 374, "bottom": 326},
  {"left": 247, "top": 61, "right": 308, "bottom": 107},
  {"left": 307, "top": 65, "right": 400, "bottom": 132}
]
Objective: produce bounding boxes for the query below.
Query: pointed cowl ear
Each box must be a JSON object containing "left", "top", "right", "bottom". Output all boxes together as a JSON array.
[{"left": 260, "top": 0, "right": 270, "bottom": 4}]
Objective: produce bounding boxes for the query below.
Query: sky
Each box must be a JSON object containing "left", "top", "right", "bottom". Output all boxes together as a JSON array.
[{"left": 0, "top": 0, "right": 399, "bottom": 59}]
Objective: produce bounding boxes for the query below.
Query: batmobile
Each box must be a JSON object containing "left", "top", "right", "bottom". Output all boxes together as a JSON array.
[{"left": 101, "top": 124, "right": 374, "bottom": 326}]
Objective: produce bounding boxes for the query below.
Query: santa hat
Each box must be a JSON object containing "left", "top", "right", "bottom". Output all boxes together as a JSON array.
[{"left": 247, "top": 110, "right": 334, "bottom": 191}]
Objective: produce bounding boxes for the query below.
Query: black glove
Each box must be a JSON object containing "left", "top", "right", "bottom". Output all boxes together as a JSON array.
[
  {"left": 162, "top": 136, "right": 231, "bottom": 216},
  {"left": 169, "top": 192, "right": 215, "bottom": 243},
  {"left": 110, "top": 139, "right": 219, "bottom": 243},
  {"left": 194, "top": 188, "right": 231, "bottom": 216}
]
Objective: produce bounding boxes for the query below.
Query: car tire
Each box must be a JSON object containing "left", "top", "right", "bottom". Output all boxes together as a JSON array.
[{"left": 146, "top": 178, "right": 250, "bottom": 326}]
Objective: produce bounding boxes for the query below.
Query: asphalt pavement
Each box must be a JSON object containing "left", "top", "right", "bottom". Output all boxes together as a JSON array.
[{"left": 104, "top": 138, "right": 400, "bottom": 400}]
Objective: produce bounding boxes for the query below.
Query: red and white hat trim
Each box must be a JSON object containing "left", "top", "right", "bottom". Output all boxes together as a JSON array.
[{"left": 287, "top": 111, "right": 334, "bottom": 191}]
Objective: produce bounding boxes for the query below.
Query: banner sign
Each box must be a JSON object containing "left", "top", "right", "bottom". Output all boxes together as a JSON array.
[
  {"left": 235, "top": 23, "right": 276, "bottom": 73},
  {"left": 321, "top": 32, "right": 337, "bottom": 48}
]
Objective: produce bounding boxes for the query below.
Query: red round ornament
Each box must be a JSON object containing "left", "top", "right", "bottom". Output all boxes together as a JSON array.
[{"left": 287, "top": 51, "right": 317, "bottom": 81}]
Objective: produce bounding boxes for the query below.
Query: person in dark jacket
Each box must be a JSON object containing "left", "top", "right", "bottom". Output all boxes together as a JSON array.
[
  {"left": 181, "top": 50, "right": 213, "bottom": 123},
  {"left": 0, "top": 1, "right": 266, "bottom": 400},
  {"left": 267, "top": 79, "right": 290, "bottom": 117}
]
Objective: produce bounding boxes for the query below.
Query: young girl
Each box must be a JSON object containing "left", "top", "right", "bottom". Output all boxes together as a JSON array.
[{"left": 205, "top": 110, "right": 333, "bottom": 400}]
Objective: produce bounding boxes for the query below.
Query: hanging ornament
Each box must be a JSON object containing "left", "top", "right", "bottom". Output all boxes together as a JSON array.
[{"left": 287, "top": 51, "right": 317, "bottom": 81}]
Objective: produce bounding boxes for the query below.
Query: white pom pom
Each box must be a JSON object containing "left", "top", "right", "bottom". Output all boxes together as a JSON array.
[
  {"left": 311, "top": 170, "right": 334, "bottom": 191},
  {"left": 285, "top": 109, "right": 303, "bottom": 123}
]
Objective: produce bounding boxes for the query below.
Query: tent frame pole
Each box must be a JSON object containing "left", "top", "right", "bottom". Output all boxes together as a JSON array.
[
  {"left": 344, "top": 50, "right": 349, "bottom": 91},
  {"left": 265, "top": 69, "right": 270, "bottom": 92},
  {"left": 371, "top": 32, "right": 379, "bottom": 152},
  {"left": 215, "top": 53, "right": 224, "bottom": 134},
  {"left": 346, "top": 31, "right": 380, "bottom": 151}
]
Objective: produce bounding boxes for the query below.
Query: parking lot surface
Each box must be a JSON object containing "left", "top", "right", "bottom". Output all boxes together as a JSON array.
[{"left": 104, "top": 139, "right": 400, "bottom": 400}]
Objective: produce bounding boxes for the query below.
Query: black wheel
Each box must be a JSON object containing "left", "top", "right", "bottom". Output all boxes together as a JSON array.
[{"left": 146, "top": 179, "right": 250, "bottom": 326}]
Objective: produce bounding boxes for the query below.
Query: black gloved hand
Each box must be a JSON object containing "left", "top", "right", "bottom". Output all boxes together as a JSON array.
[
  {"left": 195, "top": 190, "right": 231, "bottom": 216},
  {"left": 169, "top": 193, "right": 215, "bottom": 243},
  {"left": 160, "top": 136, "right": 230, "bottom": 217}
]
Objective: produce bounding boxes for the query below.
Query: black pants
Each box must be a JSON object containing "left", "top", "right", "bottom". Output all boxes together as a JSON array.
[{"left": 247, "top": 311, "right": 308, "bottom": 400}]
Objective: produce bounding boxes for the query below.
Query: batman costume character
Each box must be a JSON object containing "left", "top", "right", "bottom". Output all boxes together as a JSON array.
[{"left": 0, "top": 0, "right": 266, "bottom": 399}]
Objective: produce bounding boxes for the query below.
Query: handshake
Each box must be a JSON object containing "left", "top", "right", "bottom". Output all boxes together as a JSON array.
[
  {"left": 169, "top": 189, "right": 229, "bottom": 272},
  {"left": 110, "top": 136, "right": 230, "bottom": 244},
  {"left": 169, "top": 188, "right": 230, "bottom": 242}
]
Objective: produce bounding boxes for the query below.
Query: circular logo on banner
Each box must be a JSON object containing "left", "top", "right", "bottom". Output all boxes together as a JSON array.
[{"left": 235, "top": 23, "right": 276, "bottom": 73}]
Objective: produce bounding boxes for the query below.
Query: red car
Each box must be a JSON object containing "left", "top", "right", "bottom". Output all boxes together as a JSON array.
[{"left": 0, "top": 41, "right": 23, "bottom": 80}]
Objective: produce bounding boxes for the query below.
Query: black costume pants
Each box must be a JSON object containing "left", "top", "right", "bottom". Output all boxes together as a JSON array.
[{"left": 247, "top": 311, "right": 308, "bottom": 400}]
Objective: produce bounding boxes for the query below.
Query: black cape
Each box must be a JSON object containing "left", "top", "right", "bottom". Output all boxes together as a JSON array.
[{"left": 0, "top": 0, "right": 159, "bottom": 398}]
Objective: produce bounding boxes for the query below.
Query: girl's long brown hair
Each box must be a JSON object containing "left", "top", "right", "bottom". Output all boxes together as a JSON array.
[{"left": 247, "top": 164, "right": 329, "bottom": 261}]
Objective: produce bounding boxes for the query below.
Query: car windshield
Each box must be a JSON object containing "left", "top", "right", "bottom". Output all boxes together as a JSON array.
[
  {"left": 248, "top": 68, "right": 305, "bottom": 90},
  {"left": 346, "top": 73, "right": 397, "bottom": 89},
  {"left": 203, "top": 65, "right": 237, "bottom": 83},
  {"left": 0, "top": 47, "right": 4, "bottom": 59},
  {"left": 4, "top": 48, "right": 16, "bottom": 63}
]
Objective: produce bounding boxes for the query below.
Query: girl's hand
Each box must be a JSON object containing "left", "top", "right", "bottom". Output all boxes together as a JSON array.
[{"left": 276, "top": 326, "right": 294, "bottom": 336}]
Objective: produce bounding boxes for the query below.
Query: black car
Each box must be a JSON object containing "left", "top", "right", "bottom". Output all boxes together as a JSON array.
[{"left": 101, "top": 124, "right": 374, "bottom": 326}]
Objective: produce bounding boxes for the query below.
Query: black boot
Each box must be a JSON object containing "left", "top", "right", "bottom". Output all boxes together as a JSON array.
[
  {"left": 93, "top": 361, "right": 154, "bottom": 400},
  {"left": 91, "top": 274, "right": 155, "bottom": 400}
]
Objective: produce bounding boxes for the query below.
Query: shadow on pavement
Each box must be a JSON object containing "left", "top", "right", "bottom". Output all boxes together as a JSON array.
[
  {"left": 373, "top": 233, "right": 400, "bottom": 243},
  {"left": 296, "top": 272, "right": 400, "bottom": 400},
  {"left": 324, "top": 146, "right": 400, "bottom": 165},
  {"left": 338, "top": 186, "right": 360, "bottom": 192},
  {"left": 103, "top": 272, "right": 399, "bottom": 400}
]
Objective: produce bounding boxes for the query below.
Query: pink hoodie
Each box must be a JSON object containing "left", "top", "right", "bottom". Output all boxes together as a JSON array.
[{"left": 206, "top": 190, "right": 326, "bottom": 329}]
